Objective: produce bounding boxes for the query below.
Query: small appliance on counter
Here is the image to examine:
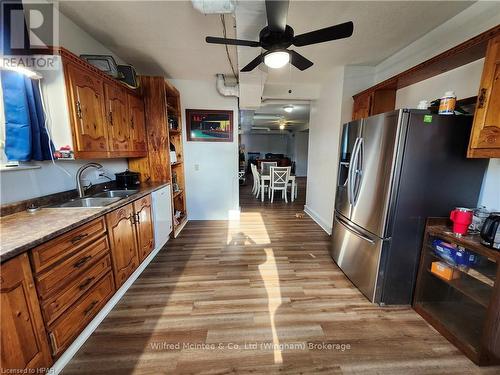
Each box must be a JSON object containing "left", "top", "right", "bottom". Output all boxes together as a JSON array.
[
  {"left": 480, "top": 214, "right": 500, "bottom": 250},
  {"left": 449, "top": 207, "right": 473, "bottom": 236},
  {"left": 115, "top": 170, "right": 141, "bottom": 189}
]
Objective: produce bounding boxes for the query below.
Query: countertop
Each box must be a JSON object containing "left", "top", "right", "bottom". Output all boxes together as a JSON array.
[{"left": 0, "top": 182, "right": 170, "bottom": 263}]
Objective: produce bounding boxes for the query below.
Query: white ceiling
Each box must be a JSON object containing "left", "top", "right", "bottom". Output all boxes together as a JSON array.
[
  {"left": 59, "top": 1, "right": 473, "bottom": 82},
  {"left": 59, "top": 1, "right": 238, "bottom": 79},
  {"left": 59, "top": 0, "right": 474, "bottom": 130}
]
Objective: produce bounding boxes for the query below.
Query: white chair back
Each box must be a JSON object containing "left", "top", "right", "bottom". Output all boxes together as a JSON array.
[
  {"left": 270, "top": 166, "right": 290, "bottom": 190},
  {"left": 261, "top": 161, "right": 277, "bottom": 175}
]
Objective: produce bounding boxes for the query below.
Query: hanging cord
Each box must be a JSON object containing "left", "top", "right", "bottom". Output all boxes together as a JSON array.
[
  {"left": 220, "top": 14, "right": 238, "bottom": 84},
  {"left": 37, "top": 79, "right": 72, "bottom": 177}
]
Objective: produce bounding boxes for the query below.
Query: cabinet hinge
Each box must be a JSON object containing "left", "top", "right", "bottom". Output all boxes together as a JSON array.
[{"left": 477, "top": 88, "right": 487, "bottom": 108}]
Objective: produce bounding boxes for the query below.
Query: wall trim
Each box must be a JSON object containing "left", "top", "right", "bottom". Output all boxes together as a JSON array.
[
  {"left": 50, "top": 244, "right": 164, "bottom": 374},
  {"left": 304, "top": 205, "right": 332, "bottom": 235}
]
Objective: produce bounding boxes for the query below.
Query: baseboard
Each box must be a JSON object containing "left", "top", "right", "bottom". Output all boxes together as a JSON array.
[
  {"left": 50, "top": 244, "right": 164, "bottom": 374},
  {"left": 304, "top": 205, "right": 332, "bottom": 235}
]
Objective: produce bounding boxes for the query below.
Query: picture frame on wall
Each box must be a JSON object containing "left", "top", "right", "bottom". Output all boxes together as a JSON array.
[{"left": 186, "top": 109, "right": 233, "bottom": 142}]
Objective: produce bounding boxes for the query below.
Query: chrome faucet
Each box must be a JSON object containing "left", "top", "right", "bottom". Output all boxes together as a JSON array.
[{"left": 76, "top": 162, "right": 103, "bottom": 198}]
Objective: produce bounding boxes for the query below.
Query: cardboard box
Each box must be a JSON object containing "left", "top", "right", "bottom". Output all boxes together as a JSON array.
[{"left": 431, "top": 261, "right": 460, "bottom": 281}]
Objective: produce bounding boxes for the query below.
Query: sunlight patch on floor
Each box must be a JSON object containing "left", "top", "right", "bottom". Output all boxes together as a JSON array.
[
  {"left": 227, "top": 212, "right": 271, "bottom": 245},
  {"left": 259, "top": 247, "right": 283, "bottom": 364}
]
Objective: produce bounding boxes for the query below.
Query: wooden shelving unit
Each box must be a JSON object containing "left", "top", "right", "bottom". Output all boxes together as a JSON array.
[
  {"left": 413, "top": 218, "right": 500, "bottom": 366},
  {"left": 165, "top": 80, "right": 187, "bottom": 238},
  {"left": 128, "top": 76, "right": 188, "bottom": 238}
]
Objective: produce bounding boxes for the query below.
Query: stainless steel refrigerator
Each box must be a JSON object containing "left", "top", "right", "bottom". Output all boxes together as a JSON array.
[{"left": 331, "top": 109, "right": 488, "bottom": 305}]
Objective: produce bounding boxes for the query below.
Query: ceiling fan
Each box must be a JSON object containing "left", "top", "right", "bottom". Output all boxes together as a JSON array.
[{"left": 205, "top": 0, "right": 354, "bottom": 72}]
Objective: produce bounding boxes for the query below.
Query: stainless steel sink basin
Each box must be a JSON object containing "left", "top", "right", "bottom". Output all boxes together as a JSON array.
[
  {"left": 91, "top": 190, "right": 139, "bottom": 198},
  {"left": 49, "top": 197, "right": 121, "bottom": 208}
]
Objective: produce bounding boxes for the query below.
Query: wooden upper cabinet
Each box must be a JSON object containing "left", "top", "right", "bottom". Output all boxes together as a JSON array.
[
  {"left": 352, "top": 92, "right": 372, "bottom": 121},
  {"left": 128, "top": 94, "right": 147, "bottom": 154},
  {"left": 468, "top": 35, "right": 500, "bottom": 158},
  {"left": 105, "top": 83, "right": 130, "bottom": 153},
  {"left": 106, "top": 203, "right": 139, "bottom": 288},
  {"left": 65, "top": 63, "right": 109, "bottom": 157},
  {"left": 1, "top": 254, "right": 52, "bottom": 372},
  {"left": 134, "top": 195, "right": 154, "bottom": 262}
]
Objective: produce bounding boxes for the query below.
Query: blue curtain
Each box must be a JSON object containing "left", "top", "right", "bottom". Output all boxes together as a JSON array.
[{"left": 1, "top": 70, "right": 54, "bottom": 161}]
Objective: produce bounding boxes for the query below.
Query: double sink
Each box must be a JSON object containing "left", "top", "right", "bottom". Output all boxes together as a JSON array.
[{"left": 50, "top": 190, "right": 139, "bottom": 208}]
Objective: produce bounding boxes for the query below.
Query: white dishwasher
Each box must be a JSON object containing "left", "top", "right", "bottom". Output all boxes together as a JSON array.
[{"left": 151, "top": 185, "right": 173, "bottom": 250}]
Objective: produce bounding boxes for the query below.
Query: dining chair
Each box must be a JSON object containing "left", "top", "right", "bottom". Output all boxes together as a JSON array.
[
  {"left": 269, "top": 166, "right": 291, "bottom": 203},
  {"left": 261, "top": 161, "right": 277, "bottom": 176},
  {"left": 250, "top": 163, "right": 259, "bottom": 196}
]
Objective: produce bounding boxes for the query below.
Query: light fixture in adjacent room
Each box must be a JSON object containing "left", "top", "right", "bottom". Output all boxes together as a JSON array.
[
  {"left": 283, "top": 105, "right": 294, "bottom": 113},
  {"left": 279, "top": 124, "right": 285, "bottom": 130},
  {"left": 264, "top": 50, "right": 289, "bottom": 69}
]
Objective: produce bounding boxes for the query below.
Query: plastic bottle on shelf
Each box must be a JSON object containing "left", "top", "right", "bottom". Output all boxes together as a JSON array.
[{"left": 438, "top": 91, "right": 457, "bottom": 115}]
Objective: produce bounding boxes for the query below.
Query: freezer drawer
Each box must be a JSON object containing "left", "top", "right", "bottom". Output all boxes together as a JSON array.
[{"left": 331, "top": 213, "right": 386, "bottom": 302}]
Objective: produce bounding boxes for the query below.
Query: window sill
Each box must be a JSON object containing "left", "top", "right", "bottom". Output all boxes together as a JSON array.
[{"left": 0, "top": 164, "right": 41, "bottom": 172}]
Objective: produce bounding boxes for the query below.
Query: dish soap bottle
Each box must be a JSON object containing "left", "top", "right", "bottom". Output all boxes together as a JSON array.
[{"left": 438, "top": 91, "right": 456, "bottom": 115}]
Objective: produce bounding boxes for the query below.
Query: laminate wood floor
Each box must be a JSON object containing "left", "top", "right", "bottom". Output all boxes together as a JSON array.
[{"left": 63, "top": 178, "right": 499, "bottom": 374}]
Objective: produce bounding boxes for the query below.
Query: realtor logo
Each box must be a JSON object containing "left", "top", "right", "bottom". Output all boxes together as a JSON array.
[{"left": 1, "top": 1, "right": 59, "bottom": 55}]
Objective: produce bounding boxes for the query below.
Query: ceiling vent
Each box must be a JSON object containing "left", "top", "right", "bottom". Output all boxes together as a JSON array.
[
  {"left": 192, "top": 0, "right": 235, "bottom": 14},
  {"left": 216, "top": 74, "right": 239, "bottom": 97}
]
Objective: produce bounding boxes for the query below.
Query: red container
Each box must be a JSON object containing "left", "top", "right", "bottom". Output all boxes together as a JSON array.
[{"left": 450, "top": 207, "right": 473, "bottom": 235}]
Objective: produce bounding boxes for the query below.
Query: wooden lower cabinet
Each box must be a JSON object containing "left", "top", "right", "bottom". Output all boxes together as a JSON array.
[
  {"left": 134, "top": 195, "right": 155, "bottom": 262},
  {"left": 1, "top": 193, "right": 156, "bottom": 368},
  {"left": 106, "top": 203, "right": 140, "bottom": 287},
  {"left": 0, "top": 254, "right": 52, "bottom": 372},
  {"left": 48, "top": 272, "right": 115, "bottom": 357}
]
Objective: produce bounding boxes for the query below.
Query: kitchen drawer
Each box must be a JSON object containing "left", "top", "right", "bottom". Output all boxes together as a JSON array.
[
  {"left": 134, "top": 194, "right": 151, "bottom": 212},
  {"left": 31, "top": 217, "right": 107, "bottom": 274},
  {"left": 48, "top": 272, "right": 114, "bottom": 357},
  {"left": 41, "top": 254, "right": 113, "bottom": 325},
  {"left": 35, "top": 235, "right": 110, "bottom": 299}
]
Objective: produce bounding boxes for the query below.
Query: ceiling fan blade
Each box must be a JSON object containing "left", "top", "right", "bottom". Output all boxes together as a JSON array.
[
  {"left": 241, "top": 55, "right": 263, "bottom": 72},
  {"left": 293, "top": 21, "right": 354, "bottom": 47},
  {"left": 206, "top": 36, "right": 260, "bottom": 47},
  {"left": 289, "top": 50, "right": 313, "bottom": 71},
  {"left": 265, "top": 0, "right": 289, "bottom": 33}
]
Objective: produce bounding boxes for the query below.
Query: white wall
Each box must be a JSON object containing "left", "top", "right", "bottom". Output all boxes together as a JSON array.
[
  {"left": 305, "top": 67, "right": 345, "bottom": 233},
  {"left": 395, "top": 59, "right": 484, "bottom": 109},
  {"left": 171, "top": 79, "right": 239, "bottom": 220},
  {"left": 294, "top": 131, "right": 309, "bottom": 177},
  {"left": 240, "top": 133, "right": 290, "bottom": 157},
  {"left": 303, "top": 3, "right": 500, "bottom": 232},
  {"left": 0, "top": 4, "right": 129, "bottom": 205},
  {"left": 394, "top": 59, "right": 499, "bottom": 211}
]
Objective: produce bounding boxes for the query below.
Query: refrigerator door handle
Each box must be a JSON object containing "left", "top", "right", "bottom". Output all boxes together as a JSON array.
[
  {"left": 335, "top": 214, "right": 375, "bottom": 244},
  {"left": 353, "top": 138, "right": 364, "bottom": 205},
  {"left": 348, "top": 137, "right": 361, "bottom": 206}
]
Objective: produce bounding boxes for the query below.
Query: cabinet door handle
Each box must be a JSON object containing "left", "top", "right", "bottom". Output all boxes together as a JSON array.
[
  {"left": 477, "top": 88, "right": 487, "bottom": 108},
  {"left": 76, "top": 100, "right": 83, "bottom": 119},
  {"left": 70, "top": 233, "right": 89, "bottom": 244},
  {"left": 73, "top": 255, "right": 92, "bottom": 269},
  {"left": 83, "top": 300, "right": 98, "bottom": 315},
  {"left": 109, "top": 111, "right": 113, "bottom": 125},
  {"left": 135, "top": 212, "right": 141, "bottom": 224},
  {"left": 131, "top": 117, "right": 135, "bottom": 129},
  {"left": 130, "top": 215, "right": 136, "bottom": 225},
  {"left": 49, "top": 332, "right": 58, "bottom": 355},
  {"left": 79, "top": 276, "right": 95, "bottom": 290}
]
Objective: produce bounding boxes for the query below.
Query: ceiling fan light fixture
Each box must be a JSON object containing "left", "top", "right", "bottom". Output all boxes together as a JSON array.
[
  {"left": 283, "top": 105, "right": 294, "bottom": 113},
  {"left": 264, "top": 50, "right": 289, "bottom": 69}
]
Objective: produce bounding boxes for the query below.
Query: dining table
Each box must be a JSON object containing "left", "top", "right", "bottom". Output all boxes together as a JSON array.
[{"left": 260, "top": 173, "right": 297, "bottom": 202}]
